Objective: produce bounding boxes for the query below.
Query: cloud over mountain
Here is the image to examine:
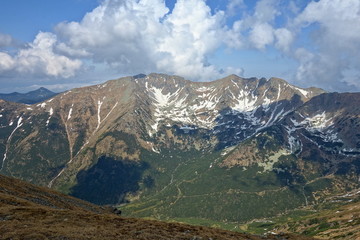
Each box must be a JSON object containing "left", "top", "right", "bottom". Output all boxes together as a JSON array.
[
  {"left": 0, "top": 32, "right": 82, "bottom": 78},
  {"left": 54, "top": 0, "right": 244, "bottom": 81},
  {"left": 293, "top": 0, "right": 360, "bottom": 91},
  {"left": 0, "top": 0, "right": 360, "bottom": 92}
]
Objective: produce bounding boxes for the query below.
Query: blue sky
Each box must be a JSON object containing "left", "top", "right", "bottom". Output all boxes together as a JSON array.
[{"left": 0, "top": 0, "right": 359, "bottom": 93}]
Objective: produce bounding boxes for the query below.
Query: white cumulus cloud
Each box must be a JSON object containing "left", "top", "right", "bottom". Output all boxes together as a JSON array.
[
  {"left": 226, "top": 0, "right": 294, "bottom": 51},
  {"left": 155, "top": 0, "right": 227, "bottom": 80},
  {"left": 226, "top": 0, "right": 244, "bottom": 16},
  {"left": 0, "top": 52, "right": 15, "bottom": 71},
  {"left": 2, "top": 0, "right": 360, "bottom": 92},
  {"left": 274, "top": 28, "right": 293, "bottom": 52},
  {"left": 293, "top": 0, "right": 360, "bottom": 91},
  {"left": 249, "top": 23, "right": 275, "bottom": 49},
  {"left": 0, "top": 0, "right": 292, "bottom": 84},
  {"left": 0, "top": 33, "right": 15, "bottom": 48},
  {"left": 0, "top": 32, "right": 82, "bottom": 78},
  {"left": 53, "top": 0, "right": 242, "bottom": 81}
]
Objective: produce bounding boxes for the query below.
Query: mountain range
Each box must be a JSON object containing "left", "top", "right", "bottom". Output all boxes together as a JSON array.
[
  {"left": 0, "top": 87, "right": 58, "bottom": 104},
  {"left": 0, "top": 73, "right": 359, "bottom": 235}
]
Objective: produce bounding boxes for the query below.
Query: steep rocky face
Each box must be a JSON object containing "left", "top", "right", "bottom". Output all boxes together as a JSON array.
[
  {"left": 287, "top": 93, "right": 360, "bottom": 154},
  {"left": 220, "top": 92, "right": 360, "bottom": 207},
  {"left": 280, "top": 92, "right": 360, "bottom": 172},
  {"left": 135, "top": 74, "right": 324, "bottom": 148},
  {"left": 222, "top": 92, "right": 360, "bottom": 168}
]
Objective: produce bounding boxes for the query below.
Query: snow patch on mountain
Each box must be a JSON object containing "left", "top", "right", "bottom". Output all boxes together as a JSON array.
[
  {"left": 302, "top": 112, "right": 333, "bottom": 130},
  {"left": 151, "top": 87, "right": 176, "bottom": 108},
  {"left": 96, "top": 100, "right": 103, "bottom": 130},
  {"left": 323, "top": 128, "right": 342, "bottom": 143},
  {"left": 46, "top": 107, "right": 54, "bottom": 126},
  {"left": 221, "top": 146, "right": 236, "bottom": 156},
  {"left": 284, "top": 126, "right": 302, "bottom": 153},
  {"left": 262, "top": 97, "right": 272, "bottom": 111},
  {"left": 196, "top": 86, "right": 215, "bottom": 93},
  {"left": 37, "top": 102, "right": 46, "bottom": 108},
  {"left": 286, "top": 111, "right": 345, "bottom": 154},
  {"left": 147, "top": 85, "right": 221, "bottom": 134},
  {"left": 151, "top": 145, "right": 160, "bottom": 154},
  {"left": 288, "top": 84, "right": 310, "bottom": 97},
  {"left": 232, "top": 92, "right": 257, "bottom": 112},
  {"left": 1, "top": 116, "right": 23, "bottom": 170},
  {"left": 67, "top": 104, "right": 73, "bottom": 120},
  {"left": 140, "top": 76, "right": 319, "bottom": 143}
]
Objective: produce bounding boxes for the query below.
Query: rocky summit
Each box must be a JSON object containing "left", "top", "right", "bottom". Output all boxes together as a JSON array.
[{"left": 0, "top": 73, "right": 359, "bottom": 234}]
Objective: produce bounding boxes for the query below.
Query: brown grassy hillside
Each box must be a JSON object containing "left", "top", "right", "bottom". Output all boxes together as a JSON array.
[
  {"left": 0, "top": 174, "right": 314, "bottom": 240},
  {"left": 274, "top": 193, "right": 360, "bottom": 239}
]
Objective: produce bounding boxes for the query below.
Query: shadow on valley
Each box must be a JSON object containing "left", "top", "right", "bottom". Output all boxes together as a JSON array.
[{"left": 70, "top": 156, "right": 148, "bottom": 205}]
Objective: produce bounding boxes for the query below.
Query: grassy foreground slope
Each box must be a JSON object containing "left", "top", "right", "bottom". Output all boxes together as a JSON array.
[
  {"left": 238, "top": 189, "right": 360, "bottom": 239},
  {"left": 0, "top": 174, "right": 312, "bottom": 240}
]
